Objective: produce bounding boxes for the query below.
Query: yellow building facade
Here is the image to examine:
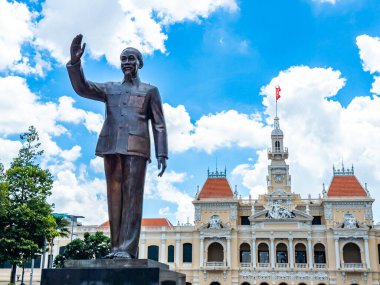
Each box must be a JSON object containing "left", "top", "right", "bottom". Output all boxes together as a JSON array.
[{"left": 130, "top": 116, "right": 380, "bottom": 285}]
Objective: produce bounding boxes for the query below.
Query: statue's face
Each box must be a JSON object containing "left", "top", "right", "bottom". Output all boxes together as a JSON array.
[{"left": 120, "top": 52, "right": 139, "bottom": 77}]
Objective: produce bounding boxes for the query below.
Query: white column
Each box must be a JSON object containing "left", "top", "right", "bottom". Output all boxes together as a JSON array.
[
  {"left": 307, "top": 235, "right": 313, "bottom": 270},
  {"left": 252, "top": 237, "right": 256, "bottom": 268},
  {"left": 200, "top": 237, "right": 204, "bottom": 267},
  {"left": 364, "top": 237, "right": 370, "bottom": 268},
  {"left": 227, "top": 237, "right": 231, "bottom": 267},
  {"left": 176, "top": 234, "right": 181, "bottom": 266},
  {"left": 160, "top": 232, "right": 166, "bottom": 262},
  {"left": 334, "top": 237, "right": 340, "bottom": 269},
  {"left": 140, "top": 239, "right": 146, "bottom": 258},
  {"left": 288, "top": 236, "right": 294, "bottom": 269},
  {"left": 270, "top": 236, "right": 275, "bottom": 269}
]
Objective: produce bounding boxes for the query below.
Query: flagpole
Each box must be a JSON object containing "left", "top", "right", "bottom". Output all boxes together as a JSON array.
[{"left": 275, "top": 96, "right": 278, "bottom": 117}]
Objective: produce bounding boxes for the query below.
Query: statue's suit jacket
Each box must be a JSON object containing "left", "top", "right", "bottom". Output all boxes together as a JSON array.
[{"left": 67, "top": 61, "right": 168, "bottom": 161}]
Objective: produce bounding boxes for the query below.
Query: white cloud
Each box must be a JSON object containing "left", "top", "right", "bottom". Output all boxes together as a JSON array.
[
  {"left": 163, "top": 104, "right": 194, "bottom": 152},
  {"left": 0, "top": 138, "right": 22, "bottom": 168},
  {"left": 145, "top": 169, "right": 194, "bottom": 223},
  {"left": 0, "top": 75, "right": 105, "bottom": 207},
  {"left": 34, "top": 0, "right": 238, "bottom": 67},
  {"left": 192, "top": 110, "right": 269, "bottom": 153},
  {"left": 164, "top": 104, "right": 269, "bottom": 154},
  {"left": 371, "top": 76, "right": 380, "bottom": 95},
  {"left": 356, "top": 34, "right": 380, "bottom": 95},
  {"left": 356, "top": 34, "right": 380, "bottom": 74},
  {"left": 60, "top": 145, "right": 82, "bottom": 162},
  {"left": 0, "top": 0, "right": 34, "bottom": 72},
  {"left": 231, "top": 150, "right": 268, "bottom": 198},
  {"left": 51, "top": 168, "right": 108, "bottom": 225},
  {"left": 90, "top": 157, "right": 104, "bottom": 174},
  {"left": 158, "top": 206, "right": 173, "bottom": 216}
]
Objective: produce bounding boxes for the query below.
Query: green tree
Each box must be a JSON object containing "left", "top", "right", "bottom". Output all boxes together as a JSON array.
[
  {"left": 54, "top": 231, "right": 111, "bottom": 268},
  {"left": 0, "top": 126, "right": 55, "bottom": 284}
]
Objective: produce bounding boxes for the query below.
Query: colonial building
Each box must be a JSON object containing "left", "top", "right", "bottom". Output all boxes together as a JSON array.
[{"left": 2, "top": 115, "right": 380, "bottom": 285}]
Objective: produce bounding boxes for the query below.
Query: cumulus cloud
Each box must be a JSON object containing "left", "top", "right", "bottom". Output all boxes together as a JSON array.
[
  {"left": 0, "top": 76, "right": 102, "bottom": 156},
  {"left": 0, "top": 0, "right": 34, "bottom": 71},
  {"left": 90, "top": 157, "right": 104, "bottom": 174},
  {"left": 145, "top": 169, "right": 194, "bottom": 223},
  {"left": 164, "top": 104, "right": 269, "bottom": 154},
  {"left": 51, "top": 168, "right": 108, "bottom": 224},
  {"left": 356, "top": 34, "right": 380, "bottom": 94},
  {"left": 34, "top": 0, "right": 238, "bottom": 67}
]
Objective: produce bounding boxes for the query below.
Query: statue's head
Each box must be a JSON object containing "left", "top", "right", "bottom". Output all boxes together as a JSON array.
[{"left": 120, "top": 47, "right": 143, "bottom": 78}]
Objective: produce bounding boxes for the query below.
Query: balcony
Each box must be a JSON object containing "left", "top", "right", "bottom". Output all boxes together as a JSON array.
[
  {"left": 342, "top": 263, "right": 365, "bottom": 270},
  {"left": 295, "top": 263, "right": 307, "bottom": 269},
  {"left": 258, "top": 263, "right": 270, "bottom": 268},
  {"left": 240, "top": 262, "right": 251, "bottom": 268},
  {"left": 276, "top": 263, "right": 289, "bottom": 269},
  {"left": 314, "top": 263, "right": 326, "bottom": 270},
  {"left": 203, "top": 261, "right": 228, "bottom": 270}
]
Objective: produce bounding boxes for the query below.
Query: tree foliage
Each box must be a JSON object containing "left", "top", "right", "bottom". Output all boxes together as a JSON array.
[
  {"left": 54, "top": 232, "right": 111, "bottom": 268},
  {"left": 0, "top": 126, "right": 55, "bottom": 283}
]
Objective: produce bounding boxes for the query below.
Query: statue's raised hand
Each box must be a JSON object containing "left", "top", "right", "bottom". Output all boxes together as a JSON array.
[{"left": 70, "top": 34, "right": 86, "bottom": 64}]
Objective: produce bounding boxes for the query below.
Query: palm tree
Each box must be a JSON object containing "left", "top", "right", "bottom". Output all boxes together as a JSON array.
[{"left": 47, "top": 216, "right": 70, "bottom": 268}]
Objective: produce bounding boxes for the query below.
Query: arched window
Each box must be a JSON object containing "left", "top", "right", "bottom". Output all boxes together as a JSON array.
[
  {"left": 167, "top": 245, "right": 174, "bottom": 263},
  {"left": 185, "top": 283, "right": 192, "bottom": 285},
  {"left": 240, "top": 243, "right": 251, "bottom": 263},
  {"left": 208, "top": 242, "right": 224, "bottom": 262},
  {"left": 210, "top": 282, "right": 221, "bottom": 285},
  {"left": 183, "top": 243, "right": 192, "bottom": 263},
  {"left": 258, "top": 243, "right": 269, "bottom": 263},
  {"left": 259, "top": 283, "right": 269, "bottom": 285},
  {"left": 314, "top": 243, "right": 326, "bottom": 264},
  {"left": 299, "top": 283, "right": 307, "bottom": 285},
  {"left": 241, "top": 283, "right": 250, "bottom": 285},
  {"left": 148, "top": 245, "right": 159, "bottom": 261},
  {"left": 279, "top": 283, "right": 288, "bottom": 285},
  {"left": 343, "top": 243, "right": 361, "bottom": 263},
  {"left": 275, "top": 141, "right": 280, "bottom": 152},
  {"left": 295, "top": 243, "right": 307, "bottom": 264},
  {"left": 276, "top": 243, "right": 288, "bottom": 263}
]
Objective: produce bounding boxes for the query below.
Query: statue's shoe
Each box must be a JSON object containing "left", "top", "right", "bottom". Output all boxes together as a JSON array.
[{"left": 113, "top": 251, "right": 133, "bottom": 259}]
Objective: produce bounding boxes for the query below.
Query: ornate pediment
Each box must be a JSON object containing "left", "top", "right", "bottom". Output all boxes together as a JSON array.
[
  {"left": 250, "top": 208, "right": 313, "bottom": 223},
  {"left": 199, "top": 215, "right": 231, "bottom": 236},
  {"left": 333, "top": 213, "right": 369, "bottom": 229}
]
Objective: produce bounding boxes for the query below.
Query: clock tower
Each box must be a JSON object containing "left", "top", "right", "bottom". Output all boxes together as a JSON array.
[{"left": 267, "top": 116, "right": 291, "bottom": 193}]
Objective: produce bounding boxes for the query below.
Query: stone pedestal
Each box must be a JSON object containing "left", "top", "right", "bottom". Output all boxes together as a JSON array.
[{"left": 41, "top": 259, "right": 185, "bottom": 285}]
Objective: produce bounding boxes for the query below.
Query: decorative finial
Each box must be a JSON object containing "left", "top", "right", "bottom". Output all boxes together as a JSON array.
[{"left": 234, "top": 185, "right": 238, "bottom": 198}]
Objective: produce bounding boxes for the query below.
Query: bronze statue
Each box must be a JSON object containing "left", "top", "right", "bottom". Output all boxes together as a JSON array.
[{"left": 67, "top": 34, "right": 168, "bottom": 259}]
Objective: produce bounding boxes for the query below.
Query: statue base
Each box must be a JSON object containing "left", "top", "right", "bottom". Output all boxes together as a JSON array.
[{"left": 41, "top": 259, "right": 185, "bottom": 285}]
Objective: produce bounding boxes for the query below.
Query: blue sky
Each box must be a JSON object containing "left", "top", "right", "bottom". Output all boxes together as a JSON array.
[{"left": 1, "top": 0, "right": 380, "bottom": 224}]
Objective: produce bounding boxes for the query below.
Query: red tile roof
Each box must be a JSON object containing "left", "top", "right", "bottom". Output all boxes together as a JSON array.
[
  {"left": 141, "top": 218, "right": 173, "bottom": 227},
  {"left": 98, "top": 218, "right": 173, "bottom": 229},
  {"left": 98, "top": 221, "right": 110, "bottom": 228},
  {"left": 327, "top": 175, "right": 367, "bottom": 197},
  {"left": 198, "top": 177, "right": 233, "bottom": 199}
]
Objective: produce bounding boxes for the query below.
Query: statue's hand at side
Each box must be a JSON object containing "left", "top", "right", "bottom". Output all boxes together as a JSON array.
[
  {"left": 70, "top": 34, "right": 86, "bottom": 64},
  {"left": 157, "top": 157, "right": 167, "bottom": 177}
]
